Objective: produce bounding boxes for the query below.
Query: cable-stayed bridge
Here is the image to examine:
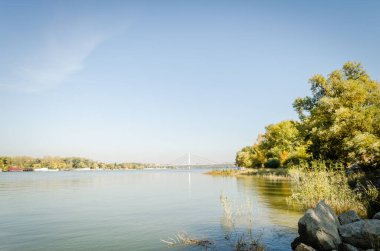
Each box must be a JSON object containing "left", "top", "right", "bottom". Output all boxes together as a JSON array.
[{"left": 158, "top": 153, "right": 234, "bottom": 168}]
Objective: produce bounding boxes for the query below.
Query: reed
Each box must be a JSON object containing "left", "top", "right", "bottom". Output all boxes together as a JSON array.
[
  {"left": 160, "top": 232, "right": 213, "bottom": 248},
  {"left": 257, "top": 172, "right": 291, "bottom": 181},
  {"left": 206, "top": 169, "right": 242, "bottom": 176},
  {"left": 287, "top": 161, "right": 379, "bottom": 217},
  {"left": 220, "top": 194, "right": 265, "bottom": 251},
  {"left": 235, "top": 233, "right": 265, "bottom": 251}
]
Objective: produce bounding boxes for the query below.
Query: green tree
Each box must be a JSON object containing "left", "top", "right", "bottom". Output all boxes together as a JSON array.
[
  {"left": 260, "top": 120, "right": 308, "bottom": 165},
  {"left": 236, "top": 146, "right": 254, "bottom": 168},
  {"left": 236, "top": 121, "right": 308, "bottom": 168},
  {"left": 293, "top": 62, "right": 380, "bottom": 167}
]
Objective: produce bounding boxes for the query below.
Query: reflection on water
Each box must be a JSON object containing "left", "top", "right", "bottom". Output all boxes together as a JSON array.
[
  {"left": 0, "top": 169, "right": 302, "bottom": 251},
  {"left": 188, "top": 172, "right": 191, "bottom": 198},
  {"left": 236, "top": 176, "right": 302, "bottom": 228}
]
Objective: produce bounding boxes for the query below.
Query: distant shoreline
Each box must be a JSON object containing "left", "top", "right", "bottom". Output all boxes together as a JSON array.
[{"left": 1, "top": 156, "right": 234, "bottom": 172}]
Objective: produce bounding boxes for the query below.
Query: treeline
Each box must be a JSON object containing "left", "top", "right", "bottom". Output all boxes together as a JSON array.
[
  {"left": 236, "top": 62, "right": 380, "bottom": 169},
  {"left": 0, "top": 156, "right": 151, "bottom": 171}
]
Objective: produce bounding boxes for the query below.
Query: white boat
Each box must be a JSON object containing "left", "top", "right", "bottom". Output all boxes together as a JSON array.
[{"left": 34, "top": 168, "right": 59, "bottom": 172}]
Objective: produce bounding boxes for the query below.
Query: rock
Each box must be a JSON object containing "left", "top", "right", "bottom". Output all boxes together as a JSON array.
[
  {"left": 373, "top": 212, "right": 380, "bottom": 220},
  {"left": 291, "top": 236, "right": 301, "bottom": 250},
  {"left": 339, "top": 210, "right": 361, "bottom": 225},
  {"left": 298, "top": 200, "right": 341, "bottom": 250},
  {"left": 295, "top": 243, "right": 316, "bottom": 251},
  {"left": 338, "top": 219, "right": 380, "bottom": 249},
  {"left": 342, "top": 243, "right": 360, "bottom": 251}
]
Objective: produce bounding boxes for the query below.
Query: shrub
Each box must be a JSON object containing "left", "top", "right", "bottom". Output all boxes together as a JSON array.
[
  {"left": 264, "top": 158, "right": 281, "bottom": 168},
  {"left": 286, "top": 161, "right": 378, "bottom": 217}
]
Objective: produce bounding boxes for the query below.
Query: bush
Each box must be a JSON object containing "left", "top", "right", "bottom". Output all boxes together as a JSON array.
[
  {"left": 286, "top": 161, "right": 378, "bottom": 217},
  {"left": 283, "top": 155, "right": 308, "bottom": 167},
  {"left": 264, "top": 158, "right": 281, "bottom": 168}
]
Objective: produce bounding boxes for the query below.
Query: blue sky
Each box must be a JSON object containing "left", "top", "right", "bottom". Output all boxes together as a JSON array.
[{"left": 0, "top": 0, "right": 379, "bottom": 163}]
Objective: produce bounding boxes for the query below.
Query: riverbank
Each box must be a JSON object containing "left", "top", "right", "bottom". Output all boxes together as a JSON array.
[
  {"left": 205, "top": 167, "right": 291, "bottom": 180},
  {"left": 207, "top": 164, "right": 380, "bottom": 218}
]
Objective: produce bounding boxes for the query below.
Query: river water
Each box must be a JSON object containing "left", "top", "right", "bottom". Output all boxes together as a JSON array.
[{"left": 0, "top": 169, "right": 302, "bottom": 251}]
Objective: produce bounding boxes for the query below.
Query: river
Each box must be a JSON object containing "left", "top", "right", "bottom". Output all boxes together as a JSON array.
[{"left": 0, "top": 168, "right": 302, "bottom": 251}]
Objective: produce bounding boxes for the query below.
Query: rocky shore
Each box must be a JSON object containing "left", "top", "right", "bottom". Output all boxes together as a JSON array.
[{"left": 292, "top": 201, "right": 380, "bottom": 251}]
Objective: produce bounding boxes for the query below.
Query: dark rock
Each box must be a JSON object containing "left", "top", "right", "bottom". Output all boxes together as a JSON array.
[
  {"left": 339, "top": 210, "right": 361, "bottom": 225},
  {"left": 338, "top": 219, "right": 380, "bottom": 250},
  {"left": 342, "top": 243, "right": 360, "bottom": 251},
  {"left": 295, "top": 243, "right": 316, "bottom": 251},
  {"left": 298, "top": 200, "right": 341, "bottom": 250},
  {"left": 373, "top": 212, "right": 380, "bottom": 220},
  {"left": 291, "top": 236, "right": 301, "bottom": 250}
]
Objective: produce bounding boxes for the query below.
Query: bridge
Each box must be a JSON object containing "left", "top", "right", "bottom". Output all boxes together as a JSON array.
[{"left": 158, "top": 153, "right": 234, "bottom": 168}]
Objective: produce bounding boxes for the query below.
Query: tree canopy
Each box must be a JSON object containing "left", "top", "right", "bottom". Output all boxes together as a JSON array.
[{"left": 236, "top": 62, "right": 380, "bottom": 168}]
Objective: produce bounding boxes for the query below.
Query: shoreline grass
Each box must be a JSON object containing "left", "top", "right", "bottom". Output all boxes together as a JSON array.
[
  {"left": 205, "top": 169, "right": 244, "bottom": 176},
  {"left": 160, "top": 232, "right": 213, "bottom": 248},
  {"left": 205, "top": 168, "right": 291, "bottom": 181},
  {"left": 206, "top": 164, "right": 380, "bottom": 218},
  {"left": 286, "top": 162, "right": 379, "bottom": 217}
]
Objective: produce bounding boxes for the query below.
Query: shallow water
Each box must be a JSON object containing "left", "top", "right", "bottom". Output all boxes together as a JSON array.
[{"left": 0, "top": 169, "right": 302, "bottom": 250}]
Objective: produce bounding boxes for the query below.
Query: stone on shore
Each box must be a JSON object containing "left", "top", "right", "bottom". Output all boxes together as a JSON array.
[
  {"left": 342, "top": 243, "right": 360, "bottom": 251},
  {"left": 338, "top": 210, "right": 361, "bottom": 225},
  {"left": 298, "top": 200, "right": 342, "bottom": 250},
  {"left": 338, "top": 219, "right": 380, "bottom": 250},
  {"left": 291, "top": 237, "right": 301, "bottom": 250},
  {"left": 295, "top": 243, "right": 316, "bottom": 251},
  {"left": 373, "top": 212, "right": 380, "bottom": 220}
]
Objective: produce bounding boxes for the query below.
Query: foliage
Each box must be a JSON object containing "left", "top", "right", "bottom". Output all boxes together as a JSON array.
[
  {"left": 260, "top": 121, "right": 303, "bottom": 160},
  {"left": 286, "top": 161, "right": 379, "bottom": 217},
  {"left": 264, "top": 158, "right": 280, "bottom": 168},
  {"left": 293, "top": 62, "right": 380, "bottom": 167},
  {"left": 236, "top": 144, "right": 265, "bottom": 168},
  {"left": 236, "top": 120, "right": 309, "bottom": 168},
  {"left": 0, "top": 156, "right": 150, "bottom": 171},
  {"left": 236, "top": 62, "right": 380, "bottom": 169},
  {"left": 235, "top": 62, "right": 380, "bottom": 216},
  {"left": 206, "top": 169, "right": 242, "bottom": 176}
]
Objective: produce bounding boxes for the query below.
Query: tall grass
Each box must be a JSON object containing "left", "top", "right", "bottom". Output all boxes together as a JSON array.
[
  {"left": 257, "top": 172, "right": 292, "bottom": 181},
  {"left": 220, "top": 194, "right": 265, "bottom": 251},
  {"left": 287, "top": 161, "right": 379, "bottom": 217},
  {"left": 206, "top": 168, "right": 290, "bottom": 179},
  {"left": 206, "top": 169, "right": 242, "bottom": 176},
  {"left": 160, "top": 232, "right": 213, "bottom": 248}
]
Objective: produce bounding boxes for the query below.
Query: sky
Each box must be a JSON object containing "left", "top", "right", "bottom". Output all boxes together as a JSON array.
[{"left": 0, "top": 0, "right": 379, "bottom": 164}]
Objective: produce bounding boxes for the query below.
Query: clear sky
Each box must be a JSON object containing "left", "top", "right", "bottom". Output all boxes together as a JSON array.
[{"left": 0, "top": 0, "right": 379, "bottom": 164}]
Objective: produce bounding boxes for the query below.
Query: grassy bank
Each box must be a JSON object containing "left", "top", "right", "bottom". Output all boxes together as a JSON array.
[
  {"left": 206, "top": 169, "right": 244, "bottom": 176},
  {"left": 205, "top": 168, "right": 291, "bottom": 180},
  {"left": 287, "top": 162, "right": 379, "bottom": 217},
  {"left": 206, "top": 164, "right": 380, "bottom": 218}
]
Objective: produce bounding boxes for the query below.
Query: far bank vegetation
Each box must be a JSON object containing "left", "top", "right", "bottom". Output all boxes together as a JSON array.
[{"left": 0, "top": 156, "right": 150, "bottom": 171}]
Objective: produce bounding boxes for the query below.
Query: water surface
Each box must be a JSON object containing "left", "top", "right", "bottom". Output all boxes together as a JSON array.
[{"left": 0, "top": 169, "right": 302, "bottom": 250}]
